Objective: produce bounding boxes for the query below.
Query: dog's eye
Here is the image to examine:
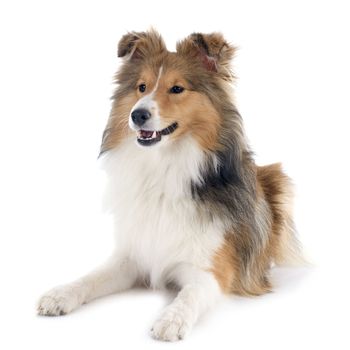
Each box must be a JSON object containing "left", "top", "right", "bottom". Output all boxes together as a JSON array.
[
  {"left": 138, "top": 84, "right": 146, "bottom": 93},
  {"left": 169, "top": 86, "right": 184, "bottom": 94}
]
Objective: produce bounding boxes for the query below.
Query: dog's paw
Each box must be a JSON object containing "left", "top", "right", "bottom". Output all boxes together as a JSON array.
[
  {"left": 151, "top": 306, "right": 193, "bottom": 342},
  {"left": 37, "top": 284, "right": 81, "bottom": 316}
]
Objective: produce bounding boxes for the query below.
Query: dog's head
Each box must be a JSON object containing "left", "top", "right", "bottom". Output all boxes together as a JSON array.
[{"left": 100, "top": 29, "right": 237, "bottom": 154}]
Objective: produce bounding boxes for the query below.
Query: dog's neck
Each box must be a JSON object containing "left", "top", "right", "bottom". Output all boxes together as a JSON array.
[{"left": 100, "top": 134, "right": 208, "bottom": 201}]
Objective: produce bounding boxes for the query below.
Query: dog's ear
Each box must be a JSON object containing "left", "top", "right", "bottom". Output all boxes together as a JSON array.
[
  {"left": 176, "top": 32, "right": 236, "bottom": 80},
  {"left": 118, "top": 29, "right": 166, "bottom": 60}
]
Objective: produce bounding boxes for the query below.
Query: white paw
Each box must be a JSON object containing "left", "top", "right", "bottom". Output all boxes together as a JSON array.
[
  {"left": 37, "top": 284, "right": 81, "bottom": 316},
  {"left": 151, "top": 306, "right": 193, "bottom": 342}
]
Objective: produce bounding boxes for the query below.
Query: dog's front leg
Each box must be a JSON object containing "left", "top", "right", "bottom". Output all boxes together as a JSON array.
[
  {"left": 151, "top": 264, "right": 222, "bottom": 341},
  {"left": 37, "top": 254, "right": 137, "bottom": 316}
]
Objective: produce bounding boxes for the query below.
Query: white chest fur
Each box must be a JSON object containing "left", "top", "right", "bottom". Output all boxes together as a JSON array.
[{"left": 100, "top": 136, "right": 225, "bottom": 287}]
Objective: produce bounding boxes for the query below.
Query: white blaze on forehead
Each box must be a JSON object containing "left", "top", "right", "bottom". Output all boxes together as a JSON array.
[
  {"left": 153, "top": 65, "right": 163, "bottom": 91},
  {"left": 131, "top": 66, "right": 163, "bottom": 112},
  {"left": 129, "top": 66, "right": 163, "bottom": 130}
]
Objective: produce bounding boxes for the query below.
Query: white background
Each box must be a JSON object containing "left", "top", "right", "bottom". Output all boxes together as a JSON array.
[{"left": 0, "top": 0, "right": 349, "bottom": 349}]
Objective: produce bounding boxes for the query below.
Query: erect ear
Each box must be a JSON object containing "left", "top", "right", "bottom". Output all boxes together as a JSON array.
[
  {"left": 117, "top": 29, "right": 167, "bottom": 60},
  {"left": 176, "top": 32, "right": 236, "bottom": 80}
]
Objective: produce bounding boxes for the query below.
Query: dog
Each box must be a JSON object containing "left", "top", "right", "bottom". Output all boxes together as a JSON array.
[{"left": 37, "top": 30, "right": 303, "bottom": 341}]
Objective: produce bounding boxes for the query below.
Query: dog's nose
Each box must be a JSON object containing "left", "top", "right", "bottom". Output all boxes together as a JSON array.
[{"left": 131, "top": 109, "right": 151, "bottom": 127}]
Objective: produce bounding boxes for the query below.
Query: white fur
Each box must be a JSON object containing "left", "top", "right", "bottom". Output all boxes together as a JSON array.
[
  {"left": 151, "top": 264, "right": 221, "bottom": 341},
  {"left": 102, "top": 135, "right": 225, "bottom": 287},
  {"left": 38, "top": 134, "right": 225, "bottom": 341},
  {"left": 37, "top": 255, "right": 138, "bottom": 316}
]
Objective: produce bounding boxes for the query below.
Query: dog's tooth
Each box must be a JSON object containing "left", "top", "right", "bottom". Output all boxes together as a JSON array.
[{"left": 152, "top": 131, "right": 156, "bottom": 138}]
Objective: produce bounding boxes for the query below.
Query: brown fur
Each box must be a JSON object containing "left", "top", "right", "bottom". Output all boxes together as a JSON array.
[
  {"left": 101, "top": 31, "right": 231, "bottom": 153},
  {"left": 212, "top": 164, "right": 301, "bottom": 295},
  {"left": 101, "top": 29, "right": 246, "bottom": 157},
  {"left": 153, "top": 65, "right": 222, "bottom": 151},
  {"left": 176, "top": 32, "right": 236, "bottom": 81},
  {"left": 101, "top": 94, "right": 136, "bottom": 152},
  {"left": 257, "top": 163, "right": 302, "bottom": 266},
  {"left": 211, "top": 233, "right": 272, "bottom": 296},
  {"left": 117, "top": 29, "right": 166, "bottom": 60}
]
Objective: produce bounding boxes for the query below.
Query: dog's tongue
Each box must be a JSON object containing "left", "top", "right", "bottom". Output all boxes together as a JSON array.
[{"left": 140, "top": 130, "right": 153, "bottom": 138}]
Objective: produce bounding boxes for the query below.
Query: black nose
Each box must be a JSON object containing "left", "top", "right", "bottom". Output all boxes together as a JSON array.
[{"left": 131, "top": 109, "right": 151, "bottom": 127}]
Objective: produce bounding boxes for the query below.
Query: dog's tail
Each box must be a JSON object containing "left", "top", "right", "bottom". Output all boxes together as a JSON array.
[{"left": 257, "top": 163, "right": 305, "bottom": 266}]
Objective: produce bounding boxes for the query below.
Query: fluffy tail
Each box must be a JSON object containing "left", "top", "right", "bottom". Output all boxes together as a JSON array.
[{"left": 257, "top": 163, "right": 305, "bottom": 266}]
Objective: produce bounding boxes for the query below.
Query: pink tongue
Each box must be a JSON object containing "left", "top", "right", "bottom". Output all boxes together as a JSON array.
[{"left": 141, "top": 130, "right": 153, "bottom": 138}]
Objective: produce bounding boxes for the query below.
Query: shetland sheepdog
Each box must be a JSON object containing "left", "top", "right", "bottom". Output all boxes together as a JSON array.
[{"left": 38, "top": 30, "right": 302, "bottom": 341}]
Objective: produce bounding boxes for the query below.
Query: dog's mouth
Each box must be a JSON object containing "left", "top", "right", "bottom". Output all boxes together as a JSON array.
[{"left": 136, "top": 122, "right": 178, "bottom": 146}]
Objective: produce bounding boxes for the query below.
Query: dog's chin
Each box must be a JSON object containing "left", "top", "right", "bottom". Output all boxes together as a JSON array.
[{"left": 134, "top": 122, "right": 178, "bottom": 147}]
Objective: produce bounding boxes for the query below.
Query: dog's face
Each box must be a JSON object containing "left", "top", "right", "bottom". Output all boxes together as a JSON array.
[{"left": 100, "top": 30, "right": 236, "bottom": 154}]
